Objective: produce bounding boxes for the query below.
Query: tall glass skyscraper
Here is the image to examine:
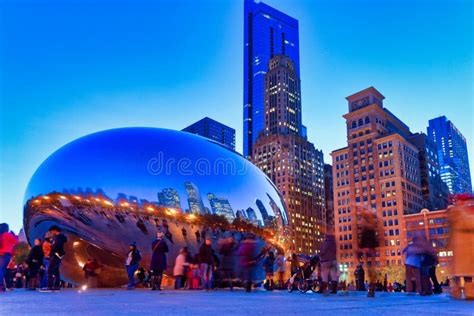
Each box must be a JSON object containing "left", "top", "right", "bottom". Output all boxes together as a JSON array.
[
  {"left": 243, "top": 0, "right": 300, "bottom": 157},
  {"left": 428, "top": 116, "right": 472, "bottom": 194}
]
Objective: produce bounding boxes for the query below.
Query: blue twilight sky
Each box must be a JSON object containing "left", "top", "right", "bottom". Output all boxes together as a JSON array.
[{"left": 1, "top": 0, "right": 472, "bottom": 232}]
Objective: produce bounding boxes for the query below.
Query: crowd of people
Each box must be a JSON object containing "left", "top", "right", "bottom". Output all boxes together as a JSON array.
[
  {"left": 2, "top": 194, "right": 473, "bottom": 301},
  {"left": 125, "top": 231, "right": 280, "bottom": 293}
]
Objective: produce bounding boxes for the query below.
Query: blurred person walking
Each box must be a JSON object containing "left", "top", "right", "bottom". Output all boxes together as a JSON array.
[
  {"left": 237, "top": 234, "right": 258, "bottom": 293},
  {"left": 275, "top": 250, "right": 286, "bottom": 289},
  {"left": 263, "top": 251, "right": 275, "bottom": 291},
  {"left": 150, "top": 231, "right": 169, "bottom": 291},
  {"left": 354, "top": 264, "right": 365, "bottom": 291},
  {"left": 358, "top": 210, "right": 379, "bottom": 297},
  {"left": 173, "top": 248, "right": 189, "bottom": 289},
  {"left": 320, "top": 234, "right": 338, "bottom": 295},
  {"left": 448, "top": 194, "right": 474, "bottom": 300},
  {"left": 403, "top": 234, "right": 423, "bottom": 295},
  {"left": 0, "top": 223, "right": 18, "bottom": 292},
  {"left": 218, "top": 235, "right": 236, "bottom": 291}
]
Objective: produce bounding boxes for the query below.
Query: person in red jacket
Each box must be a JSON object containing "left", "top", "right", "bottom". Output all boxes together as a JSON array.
[{"left": 0, "top": 223, "right": 19, "bottom": 292}]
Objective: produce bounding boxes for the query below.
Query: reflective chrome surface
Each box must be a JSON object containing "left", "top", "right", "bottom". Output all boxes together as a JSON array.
[{"left": 24, "top": 128, "right": 288, "bottom": 286}]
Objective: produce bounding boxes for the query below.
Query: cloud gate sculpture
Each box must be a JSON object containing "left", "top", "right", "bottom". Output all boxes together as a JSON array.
[{"left": 24, "top": 127, "right": 289, "bottom": 287}]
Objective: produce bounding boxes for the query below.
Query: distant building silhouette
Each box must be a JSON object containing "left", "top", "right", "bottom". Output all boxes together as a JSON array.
[{"left": 182, "top": 117, "right": 236, "bottom": 150}]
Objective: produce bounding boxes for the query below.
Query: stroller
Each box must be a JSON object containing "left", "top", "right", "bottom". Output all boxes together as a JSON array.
[{"left": 287, "top": 254, "right": 321, "bottom": 293}]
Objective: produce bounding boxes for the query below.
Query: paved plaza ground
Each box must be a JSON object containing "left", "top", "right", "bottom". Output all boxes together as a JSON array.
[{"left": 1, "top": 288, "right": 472, "bottom": 315}]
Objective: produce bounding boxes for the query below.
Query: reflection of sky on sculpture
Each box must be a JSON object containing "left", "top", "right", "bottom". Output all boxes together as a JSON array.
[{"left": 25, "top": 128, "right": 286, "bottom": 223}]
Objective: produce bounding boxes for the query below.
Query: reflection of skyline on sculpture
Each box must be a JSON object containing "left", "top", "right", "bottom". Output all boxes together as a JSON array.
[{"left": 50, "top": 180, "right": 277, "bottom": 228}]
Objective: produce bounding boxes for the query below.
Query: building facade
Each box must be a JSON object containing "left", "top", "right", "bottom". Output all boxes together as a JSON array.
[
  {"left": 408, "top": 133, "right": 449, "bottom": 210},
  {"left": 428, "top": 116, "right": 472, "bottom": 194},
  {"left": 207, "top": 193, "right": 235, "bottom": 222},
  {"left": 403, "top": 208, "right": 451, "bottom": 279},
  {"left": 182, "top": 117, "right": 236, "bottom": 150},
  {"left": 157, "top": 188, "right": 181, "bottom": 210},
  {"left": 251, "top": 55, "right": 325, "bottom": 255},
  {"left": 324, "top": 164, "right": 335, "bottom": 232},
  {"left": 331, "top": 87, "right": 424, "bottom": 278},
  {"left": 184, "top": 182, "right": 206, "bottom": 215},
  {"left": 243, "top": 0, "right": 300, "bottom": 157}
]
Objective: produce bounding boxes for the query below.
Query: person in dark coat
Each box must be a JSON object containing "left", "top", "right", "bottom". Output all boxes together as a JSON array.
[
  {"left": 125, "top": 242, "right": 141, "bottom": 290},
  {"left": 218, "top": 236, "right": 236, "bottom": 291},
  {"left": 26, "top": 238, "right": 44, "bottom": 290},
  {"left": 358, "top": 209, "right": 379, "bottom": 297},
  {"left": 263, "top": 251, "right": 275, "bottom": 291},
  {"left": 237, "top": 235, "right": 258, "bottom": 293},
  {"left": 43, "top": 225, "right": 67, "bottom": 292},
  {"left": 199, "top": 237, "right": 215, "bottom": 291},
  {"left": 355, "top": 264, "right": 365, "bottom": 291},
  {"left": 320, "top": 234, "right": 338, "bottom": 295},
  {"left": 150, "top": 231, "right": 169, "bottom": 290}
]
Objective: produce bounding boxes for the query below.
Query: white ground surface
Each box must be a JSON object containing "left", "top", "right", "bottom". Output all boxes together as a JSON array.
[{"left": 0, "top": 288, "right": 472, "bottom": 315}]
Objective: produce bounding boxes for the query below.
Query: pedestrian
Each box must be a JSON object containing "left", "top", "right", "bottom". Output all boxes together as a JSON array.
[
  {"left": 41, "top": 225, "right": 67, "bottom": 292},
  {"left": 237, "top": 235, "right": 258, "bottom": 293},
  {"left": 218, "top": 235, "right": 236, "bottom": 291},
  {"left": 275, "top": 250, "right": 286, "bottom": 289},
  {"left": 199, "top": 237, "right": 215, "bottom": 291},
  {"left": 418, "top": 234, "right": 438, "bottom": 295},
  {"left": 289, "top": 253, "right": 299, "bottom": 276},
  {"left": 358, "top": 209, "right": 379, "bottom": 297},
  {"left": 26, "top": 238, "right": 44, "bottom": 290},
  {"left": 403, "top": 235, "right": 423, "bottom": 295},
  {"left": 263, "top": 251, "right": 275, "bottom": 291},
  {"left": 173, "top": 248, "right": 189, "bottom": 289},
  {"left": 83, "top": 258, "right": 101, "bottom": 288},
  {"left": 150, "top": 231, "right": 169, "bottom": 291},
  {"left": 320, "top": 234, "right": 338, "bottom": 295},
  {"left": 39, "top": 234, "right": 52, "bottom": 289},
  {"left": 0, "top": 223, "right": 18, "bottom": 292},
  {"left": 125, "top": 242, "right": 141, "bottom": 290},
  {"left": 354, "top": 264, "right": 365, "bottom": 291}
]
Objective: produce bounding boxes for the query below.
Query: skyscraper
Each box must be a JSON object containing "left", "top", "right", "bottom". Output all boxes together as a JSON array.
[
  {"left": 407, "top": 133, "right": 449, "bottom": 210},
  {"left": 331, "top": 87, "right": 424, "bottom": 279},
  {"left": 243, "top": 0, "right": 300, "bottom": 157},
  {"left": 252, "top": 55, "right": 326, "bottom": 255},
  {"left": 207, "top": 193, "right": 235, "bottom": 222},
  {"left": 184, "top": 182, "right": 205, "bottom": 215},
  {"left": 182, "top": 117, "right": 236, "bottom": 150},
  {"left": 157, "top": 188, "right": 181, "bottom": 209},
  {"left": 428, "top": 116, "right": 472, "bottom": 194}
]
